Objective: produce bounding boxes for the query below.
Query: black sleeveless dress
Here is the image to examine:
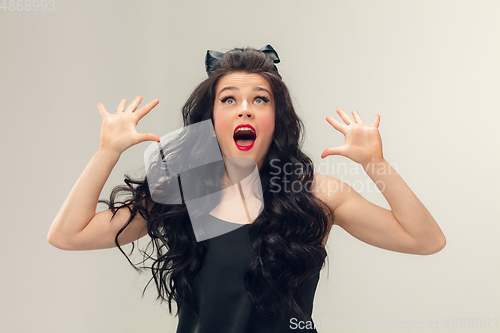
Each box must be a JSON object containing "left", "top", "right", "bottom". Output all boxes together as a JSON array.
[{"left": 176, "top": 214, "right": 320, "bottom": 333}]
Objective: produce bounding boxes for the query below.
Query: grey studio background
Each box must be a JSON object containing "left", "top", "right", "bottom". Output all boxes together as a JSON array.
[{"left": 1, "top": 1, "right": 499, "bottom": 332}]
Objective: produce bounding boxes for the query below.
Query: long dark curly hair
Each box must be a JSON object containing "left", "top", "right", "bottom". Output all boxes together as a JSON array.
[{"left": 98, "top": 46, "right": 334, "bottom": 322}]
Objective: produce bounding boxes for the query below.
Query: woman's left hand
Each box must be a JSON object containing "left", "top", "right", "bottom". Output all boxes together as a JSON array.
[{"left": 321, "top": 109, "right": 383, "bottom": 167}]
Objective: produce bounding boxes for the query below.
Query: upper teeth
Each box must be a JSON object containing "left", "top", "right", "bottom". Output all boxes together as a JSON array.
[{"left": 235, "top": 127, "right": 255, "bottom": 133}]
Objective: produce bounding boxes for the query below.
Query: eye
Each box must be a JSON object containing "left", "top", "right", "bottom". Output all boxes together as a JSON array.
[
  {"left": 219, "top": 96, "right": 270, "bottom": 105},
  {"left": 220, "top": 96, "right": 235, "bottom": 104},
  {"left": 255, "top": 96, "right": 270, "bottom": 104}
]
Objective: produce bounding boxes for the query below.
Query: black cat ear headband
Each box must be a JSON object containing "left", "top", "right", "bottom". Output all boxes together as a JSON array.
[{"left": 205, "top": 44, "right": 281, "bottom": 77}]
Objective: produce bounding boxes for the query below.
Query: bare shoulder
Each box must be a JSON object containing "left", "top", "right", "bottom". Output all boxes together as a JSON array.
[
  {"left": 310, "top": 173, "right": 349, "bottom": 213},
  {"left": 309, "top": 173, "right": 349, "bottom": 246}
]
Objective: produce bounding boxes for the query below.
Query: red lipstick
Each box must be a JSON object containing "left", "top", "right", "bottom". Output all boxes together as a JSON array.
[{"left": 233, "top": 124, "right": 256, "bottom": 151}]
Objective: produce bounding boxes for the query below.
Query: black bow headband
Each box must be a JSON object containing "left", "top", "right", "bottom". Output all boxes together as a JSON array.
[{"left": 205, "top": 44, "right": 281, "bottom": 77}]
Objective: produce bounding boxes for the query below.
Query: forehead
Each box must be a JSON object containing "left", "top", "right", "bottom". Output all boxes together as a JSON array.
[{"left": 216, "top": 72, "right": 272, "bottom": 95}]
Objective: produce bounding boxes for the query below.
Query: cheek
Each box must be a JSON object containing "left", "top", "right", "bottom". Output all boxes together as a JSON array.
[
  {"left": 259, "top": 114, "right": 275, "bottom": 141},
  {"left": 213, "top": 111, "right": 232, "bottom": 139}
]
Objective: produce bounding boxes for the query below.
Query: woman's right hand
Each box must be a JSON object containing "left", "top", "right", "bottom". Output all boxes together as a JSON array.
[{"left": 97, "top": 96, "right": 160, "bottom": 155}]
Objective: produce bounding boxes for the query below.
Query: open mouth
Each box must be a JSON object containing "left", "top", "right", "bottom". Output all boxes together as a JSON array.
[{"left": 233, "top": 124, "right": 256, "bottom": 150}]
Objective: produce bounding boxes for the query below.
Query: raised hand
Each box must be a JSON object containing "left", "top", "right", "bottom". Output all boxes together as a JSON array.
[
  {"left": 97, "top": 96, "right": 160, "bottom": 154},
  {"left": 321, "top": 109, "right": 383, "bottom": 167}
]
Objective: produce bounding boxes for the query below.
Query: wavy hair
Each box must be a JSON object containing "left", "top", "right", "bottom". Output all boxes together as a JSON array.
[{"left": 98, "top": 46, "right": 334, "bottom": 322}]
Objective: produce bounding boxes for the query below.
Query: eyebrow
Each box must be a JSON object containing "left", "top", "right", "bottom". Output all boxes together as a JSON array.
[{"left": 218, "top": 86, "right": 272, "bottom": 97}]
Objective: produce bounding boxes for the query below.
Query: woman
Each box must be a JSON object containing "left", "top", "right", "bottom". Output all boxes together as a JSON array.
[{"left": 47, "top": 45, "right": 446, "bottom": 333}]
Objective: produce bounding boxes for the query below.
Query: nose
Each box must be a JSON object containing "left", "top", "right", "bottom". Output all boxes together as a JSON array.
[{"left": 237, "top": 102, "right": 254, "bottom": 119}]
